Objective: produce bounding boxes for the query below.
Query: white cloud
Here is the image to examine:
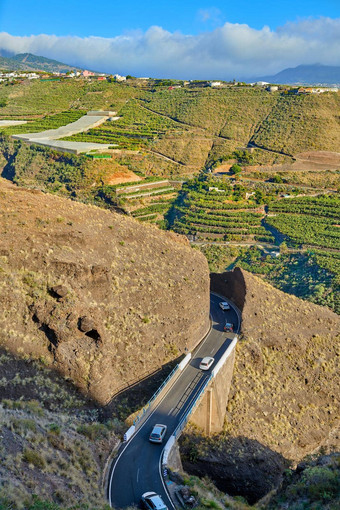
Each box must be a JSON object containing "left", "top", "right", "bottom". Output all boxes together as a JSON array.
[
  {"left": 0, "top": 17, "right": 340, "bottom": 79},
  {"left": 197, "top": 7, "right": 222, "bottom": 24}
]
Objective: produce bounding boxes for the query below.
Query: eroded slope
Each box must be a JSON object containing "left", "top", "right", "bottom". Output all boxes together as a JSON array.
[
  {"left": 180, "top": 269, "right": 339, "bottom": 503},
  {"left": 0, "top": 178, "right": 210, "bottom": 404}
]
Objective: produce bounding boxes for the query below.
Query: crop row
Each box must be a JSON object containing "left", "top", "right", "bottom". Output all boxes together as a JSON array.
[
  {"left": 269, "top": 202, "right": 340, "bottom": 219},
  {"left": 185, "top": 195, "right": 258, "bottom": 210},
  {"left": 178, "top": 214, "right": 263, "bottom": 229},
  {"left": 180, "top": 207, "right": 263, "bottom": 221},
  {"left": 138, "top": 214, "right": 157, "bottom": 221},
  {"left": 266, "top": 214, "right": 340, "bottom": 249},
  {"left": 174, "top": 219, "right": 267, "bottom": 234},
  {"left": 0, "top": 110, "right": 87, "bottom": 135},
  {"left": 132, "top": 203, "right": 172, "bottom": 217}
]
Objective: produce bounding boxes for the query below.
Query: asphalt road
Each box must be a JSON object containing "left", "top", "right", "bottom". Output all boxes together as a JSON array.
[{"left": 109, "top": 292, "right": 240, "bottom": 509}]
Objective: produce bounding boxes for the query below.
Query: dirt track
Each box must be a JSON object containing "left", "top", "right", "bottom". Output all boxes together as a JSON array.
[{"left": 248, "top": 150, "right": 340, "bottom": 172}]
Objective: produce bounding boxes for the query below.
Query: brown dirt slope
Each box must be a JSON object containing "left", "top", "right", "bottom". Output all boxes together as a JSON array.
[
  {"left": 0, "top": 178, "right": 210, "bottom": 405},
  {"left": 180, "top": 270, "right": 340, "bottom": 503},
  {"left": 211, "top": 268, "right": 340, "bottom": 462}
]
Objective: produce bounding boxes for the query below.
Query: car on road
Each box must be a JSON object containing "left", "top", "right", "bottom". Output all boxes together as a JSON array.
[
  {"left": 224, "top": 322, "right": 234, "bottom": 332},
  {"left": 199, "top": 356, "right": 215, "bottom": 371},
  {"left": 141, "top": 492, "right": 168, "bottom": 510},
  {"left": 219, "top": 301, "right": 230, "bottom": 311},
  {"left": 149, "top": 424, "right": 167, "bottom": 443}
]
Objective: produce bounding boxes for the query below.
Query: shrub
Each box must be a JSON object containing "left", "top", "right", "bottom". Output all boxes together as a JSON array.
[
  {"left": 230, "top": 164, "right": 242, "bottom": 175},
  {"left": 49, "top": 423, "right": 61, "bottom": 435},
  {"left": 22, "top": 448, "right": 45, "bottom": 469},
  {"left": 77, "top": 422, "right": 109, "bottom": 441}
]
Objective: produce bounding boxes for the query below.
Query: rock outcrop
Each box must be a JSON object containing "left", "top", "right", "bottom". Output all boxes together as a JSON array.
[
  {"left": 180, "top": 268, "right": 339, "bottom": 503},
  {"left": 0, "top": 178, "right": 210, "bottom": 404}
]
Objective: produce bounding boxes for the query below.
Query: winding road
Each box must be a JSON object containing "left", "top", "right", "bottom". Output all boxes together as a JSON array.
[{"left": 109, "top": 292, "right": 240, "bottom": 509}]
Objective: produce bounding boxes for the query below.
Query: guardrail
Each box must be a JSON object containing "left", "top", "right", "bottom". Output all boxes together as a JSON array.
[
  {"left": 133, "top": 363, "right": 180, "bottom": 427},
  {"left": 123, "top": 353, "right": 192, "bottom": 441},
  {"left": 162, "top": 373, "right": 212, "bottom": 467},
  {"left": 162, "top": 335, "right": 238, "bottom": 468},
  {"left": 173, "top": 374, "right": 213, "bottom": 438},
  {"left": 212, "top": 336, "right": 238, "bottom": 378}
]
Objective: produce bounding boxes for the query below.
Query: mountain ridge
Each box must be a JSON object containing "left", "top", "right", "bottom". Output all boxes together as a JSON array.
[
  {"left": 255, "top": 63, "right": 340, "bottom": 85},
  {"left": 0, "top": 51, "right": 83, "bottom": 72}
]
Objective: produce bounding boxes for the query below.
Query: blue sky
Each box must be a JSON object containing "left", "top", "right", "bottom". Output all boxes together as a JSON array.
[
  {"left": 0, "top": 1, "right": 339, "bottom": 78},
  {"left": 0, "top": 0, "right": 339, "bottom": 36}
]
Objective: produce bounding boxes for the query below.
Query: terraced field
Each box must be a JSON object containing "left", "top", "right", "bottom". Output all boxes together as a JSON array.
[
  {"left": 63, "top": 99, "right": 186, "bottom": 150},
  {"left": 2, "top": 78, "right": 340, "bottom": 174},
  {"left": 171, "top": 178, "right": 275, "bottom": 243},
  {"left": 0, "top": 79, "right": 143, "bottom": 117},
  {"left": 266, "top": 195, "right": 340, "bottom": 259}
]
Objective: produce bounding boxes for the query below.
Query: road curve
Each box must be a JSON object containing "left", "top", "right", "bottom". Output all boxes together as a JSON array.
[{"left": 109, "top": 292, "right": 240, "bottom": 508}]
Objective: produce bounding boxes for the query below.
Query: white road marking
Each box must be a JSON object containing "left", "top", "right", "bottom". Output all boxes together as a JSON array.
[
  {"left": 168, "top": 407, "right": 174, "bottom": 415},
  {"left": 182, "top": 380, "right": 193, "bottom": 395}
]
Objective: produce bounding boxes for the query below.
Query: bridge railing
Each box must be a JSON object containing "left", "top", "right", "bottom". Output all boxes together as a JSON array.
[
  {"left": 123, "top": 353, "right": 192, "bottom": 441},
  {"left": 162, "top": 335, "right": 238, "bottom": 467},
  {"left": 133, "top": 363, "right": 179, "bottom": 427},
  {"left": 162, "top": 373, "right": 212, "bottom": 467}
]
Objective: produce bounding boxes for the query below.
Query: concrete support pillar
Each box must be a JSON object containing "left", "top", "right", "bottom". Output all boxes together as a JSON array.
[
  {"left": 206, "top": 388, "right": 213, "bottom": 435},
  {"left": 189, "top": 348, "right": 236, "bottom": 435}
]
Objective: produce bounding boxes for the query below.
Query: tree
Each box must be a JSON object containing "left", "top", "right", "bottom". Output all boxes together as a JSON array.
[
  {"left": 255, "top": 189, "right": 265, "bottom": 204},
  {"left": 230, "top": 164, "right": 242, "bottom": 175}
]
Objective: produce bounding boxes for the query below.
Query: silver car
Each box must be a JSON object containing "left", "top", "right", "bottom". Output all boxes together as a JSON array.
[
  {"left": 199, "top": 356, "right": 215, "bottom": 371},
  {"left": 149, "top": 424, "right": 167, "bottom": 443},
  {"left": 219, "top": 301, "right": 230, "bottom": 311},
  {"left": 141, "top": 492, "right": 168, "bottom": 510}
]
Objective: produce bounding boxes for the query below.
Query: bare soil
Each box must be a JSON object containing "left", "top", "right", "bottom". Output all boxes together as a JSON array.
[
  {"left": 248, "top": 150, "right": 340, "bottom": 173},
  {"left": 0, "top": 178, "right": 210, "bottom": 405}
]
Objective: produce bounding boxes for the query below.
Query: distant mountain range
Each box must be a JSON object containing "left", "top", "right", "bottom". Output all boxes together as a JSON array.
[
  {"left": 255, "top": 64, "right": 340, "bottom": 86},
  {"left": 0, "top": 52, "right": 83, "bottom": 73}
]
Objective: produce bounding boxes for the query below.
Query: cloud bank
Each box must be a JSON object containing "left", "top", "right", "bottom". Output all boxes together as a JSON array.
[{"left": 0, "top": 17, "right": 340, "bottom": 79}]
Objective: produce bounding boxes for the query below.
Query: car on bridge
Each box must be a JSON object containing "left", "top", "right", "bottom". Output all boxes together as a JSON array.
[
  {"left": 141, "top": 491, "right": 168, "bottom": 510},
  {"left": 224, "top": 322, "right": 234, "bottom": 332},
  {"left": 219, "top": 301, "right": 230, "bottom": 311},
  {"left": 149, "top": 424, "right": 167, "bottom": 443},
  {"left": 199, "top": 356, "right": 215, "bottom": 371}
]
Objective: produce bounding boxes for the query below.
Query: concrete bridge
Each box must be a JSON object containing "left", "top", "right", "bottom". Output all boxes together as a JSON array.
[{"left": 109, "top": 291, "right": 240, "bottom": 509}]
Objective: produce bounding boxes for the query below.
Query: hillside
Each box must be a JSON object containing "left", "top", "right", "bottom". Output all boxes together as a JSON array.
[
  {"left": 250, "top": 92, "right": 340, "bottom": 155},
  {"left": 0, "top": 348, "right": 118, "bottom": 509},
  {"left": 0, "top": 79, "right": 340, "bottom": 174},
  {"left": 0, "top": 177, "right": 210, "bottom": 405},
  {"left": 0, "top": 52, "right": 82, "bottom": 73},
  {"left": 180, "top": 268, "right": 340, "bottom": 503},
  {"left": 267, "top": 452, "right": 340, "bottom": 510}
]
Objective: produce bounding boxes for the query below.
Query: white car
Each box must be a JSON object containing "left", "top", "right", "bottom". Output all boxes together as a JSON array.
[
  {"left": 141, "top": 492, "right": 168, "bottom": 510},
  {"left": 219, "top": 301, "right": 230, "bottom": 311},
  {"left": 199, "top": 356, "right": 215, "bottom": 371},
  {"left": 149, "top": 424, "right": 167, "bottom": 443}
]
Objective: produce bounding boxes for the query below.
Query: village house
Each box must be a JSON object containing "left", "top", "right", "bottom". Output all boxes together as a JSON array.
[
  {"left": 82, "top": 70, "right": 95, "bottom": 78},
  {"left": 113, "top": 74, "right": 127, "bottom": 82}
]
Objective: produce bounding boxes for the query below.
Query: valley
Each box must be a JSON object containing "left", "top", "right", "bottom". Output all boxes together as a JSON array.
[{"left": 0, "top": 76, "right": 339, "bottom": 510}]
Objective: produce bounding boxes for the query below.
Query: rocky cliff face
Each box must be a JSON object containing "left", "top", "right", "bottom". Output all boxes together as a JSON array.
[
  {"left": 0, "top": 178, "right": 210, "bottom": 404},
  {"left": 180, "top": 268, "right": 339, "bottom": 503},
  {"left": 215, "top": 268, "right": 340, "bottom": 462}
]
